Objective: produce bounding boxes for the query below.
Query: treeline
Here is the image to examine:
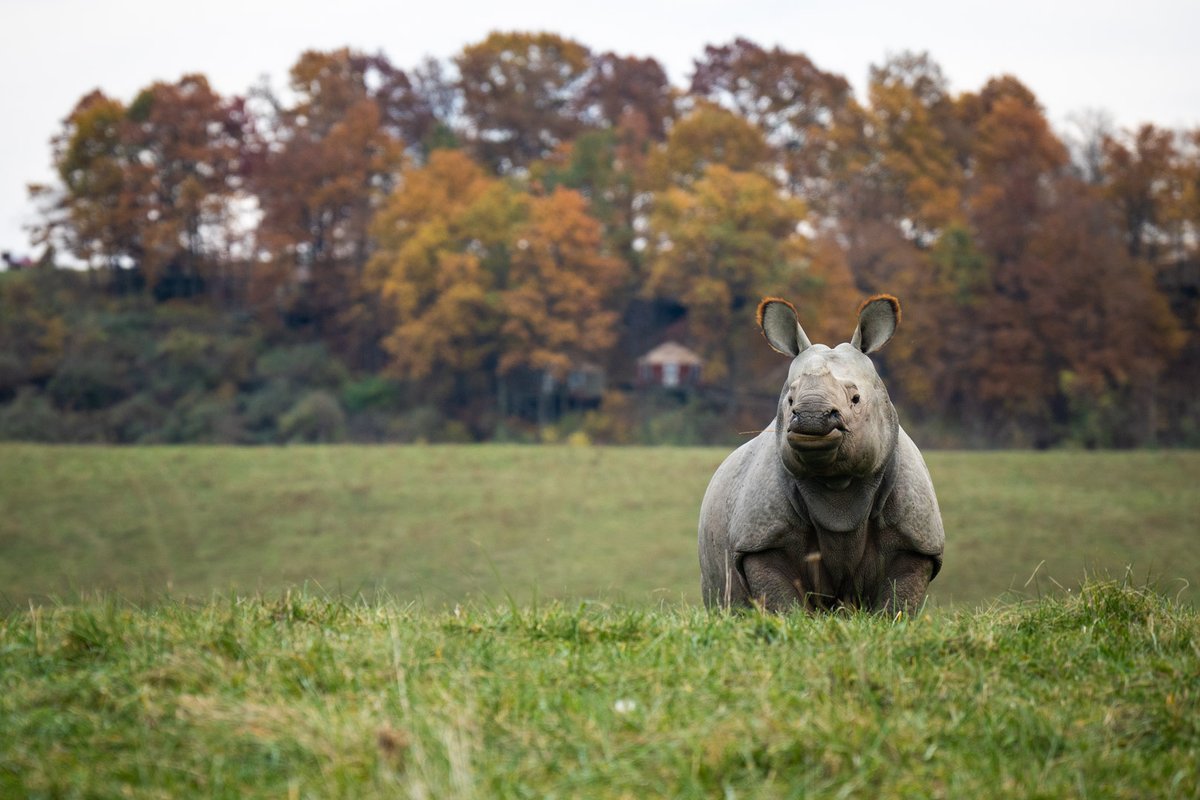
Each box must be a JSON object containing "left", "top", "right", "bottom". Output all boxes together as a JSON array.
[{"left": 3, "top": 34, "right": 1199, "bottom": 447}]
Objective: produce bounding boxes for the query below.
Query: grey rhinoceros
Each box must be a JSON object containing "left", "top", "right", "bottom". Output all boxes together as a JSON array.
[{"left": 698, "top": 295, "right": 944, "bottom": 614}]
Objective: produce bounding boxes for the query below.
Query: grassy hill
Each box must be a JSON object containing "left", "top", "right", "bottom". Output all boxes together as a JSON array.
[
  {"left": 1, "top": 582, "right": 1196, "bottom": 797},
  {"left": 1, "top": 445, "right": 1198, "bottom": 608},
  {"left": 3, "top": 446, "right": 1198, "bottom": 796}
]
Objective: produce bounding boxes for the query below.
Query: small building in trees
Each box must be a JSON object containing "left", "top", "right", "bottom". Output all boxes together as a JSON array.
[{"left": 636, "top": 342, "right": 702, "bottom": 389}]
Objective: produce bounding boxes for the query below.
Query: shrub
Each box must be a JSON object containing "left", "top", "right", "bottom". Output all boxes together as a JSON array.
[
  {"left": 0, "top": 388, "right": 63, "bottom": 442},
  {"left": 279, "top": 390, "right": 346, "bottom": 443},
  {"left": 254, "top": 344, "right": 348, "bottom": 389},
  {"left": 159, "top": 394, "right": 245, "bottom": 444},
  {"left": 581, "top": 391, "right": 636, "bottom": 444},
  {"left": 239, "top": 379, "right": 298, "bottom": 441},
  {"left": 0, "top": 351, "right": 26, "bottom": 397},
  {"left": 341, "top": 375, "right": 405, "bottom": 413},
  {"left": 151, "top": 328, "right": 256, "bottom": 397},
  {"left": 388, "top": 405, "right": 445, "bottom": 443},
  {"left": 46, "top": 353, "right": 131, "bottom": 411},
  {"left": 344, "top": 409, "right": 396, "bottom": 442},
  {"left": 105, "top": 393, "right": 168, "bottom": 443},
  {"left": 437, "top": 419, "right": 473, "bottom": 443}
]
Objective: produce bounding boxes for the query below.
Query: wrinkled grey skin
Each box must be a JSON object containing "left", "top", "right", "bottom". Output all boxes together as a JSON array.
[{"left": 698, "top": 296, "right": 944, "bottom": 614}]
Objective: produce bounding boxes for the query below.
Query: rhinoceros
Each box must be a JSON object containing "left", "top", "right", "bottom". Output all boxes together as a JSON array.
[{"left": 698, "top": 295, "right": 944, "bottom": 614}]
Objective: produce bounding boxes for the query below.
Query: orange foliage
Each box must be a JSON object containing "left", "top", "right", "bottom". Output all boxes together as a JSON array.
[
  {"left": 366, "top": 151, "right": 512, "bottom": 380},
  {"left": 30, "top": 34, "right": 1200, "bottom": 445},
  {"left": 500, "top": 187, "right": 627, "bottom": 375}
]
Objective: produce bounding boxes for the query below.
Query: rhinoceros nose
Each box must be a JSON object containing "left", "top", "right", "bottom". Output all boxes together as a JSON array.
[{"left": 788, "top": 403, "right": 846, "bottom": 436}]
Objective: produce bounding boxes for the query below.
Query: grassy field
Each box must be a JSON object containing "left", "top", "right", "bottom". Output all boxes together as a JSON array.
[
  {"left": 2, "top": 446, "right": 1198, "bottom": 797},
  {"left": 1, "top": 444, "right": 1198, "bottom": 609},
  {"left": 1, "top": 582, "right": 1197, "bottom": 797}
]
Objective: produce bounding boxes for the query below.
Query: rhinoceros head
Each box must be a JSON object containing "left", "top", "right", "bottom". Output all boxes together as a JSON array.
[{"left": 757, "top": 295, "right": 902, "bottom": 484}]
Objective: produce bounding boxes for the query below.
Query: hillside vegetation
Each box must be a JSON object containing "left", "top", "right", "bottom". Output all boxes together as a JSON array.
[
  {"left": 7, "top": 36, "right": 1200, "bottom": 449},
  {"left": 1, "top": 582, "right": 1196, "bottom": 797},
  {"left": 1, "top": 445, "right": 1197, "bottom": 608}
]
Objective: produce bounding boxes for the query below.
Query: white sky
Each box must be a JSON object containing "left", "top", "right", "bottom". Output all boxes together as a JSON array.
[{"left": 3, "top": 0, "right": 1199, "bottom": 259}]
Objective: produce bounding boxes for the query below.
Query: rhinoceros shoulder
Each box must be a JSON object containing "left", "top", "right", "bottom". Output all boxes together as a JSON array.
[
  {"left": 882, "top": 426, "right": 945, "bottom": 561},
  {"left": 701, "top": 428, "right": 802, "bottom": 556}
]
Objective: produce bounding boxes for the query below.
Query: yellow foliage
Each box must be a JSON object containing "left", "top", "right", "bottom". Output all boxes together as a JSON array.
[
  {"left": 500, "top": 187, "right": 627, "bottom": 376},
  {"left": 644, "top": 164, "right": 811, "bottom": 382},
  {"left": 368, "top": 153, "right": 627, "bottom": 385},
  {"left": 367, "top": 150, "right": 513, "bottom": 379},
  {"left": 644, "top": 101, "right": 772, "bottom": 189}
]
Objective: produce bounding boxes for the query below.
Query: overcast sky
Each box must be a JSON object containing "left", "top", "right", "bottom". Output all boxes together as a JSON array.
[{"left": 3, "top": 0, "right": 1199, "bottom": 259}]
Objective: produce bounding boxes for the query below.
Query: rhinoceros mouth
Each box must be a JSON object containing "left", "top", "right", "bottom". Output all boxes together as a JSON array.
[{"left": 786, "top": 429, "right": 844, "bottom": 452}]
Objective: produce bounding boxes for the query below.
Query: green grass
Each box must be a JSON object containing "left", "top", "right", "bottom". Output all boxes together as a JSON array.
[
  {"left": 3, "top": 446, "right": 1198, "bottom": 796},
  {"left": 1, "top": 582, "right": 1197, "bottom": 797},
  {"left": 1, "top": 445, "right": 1198, "bottom": 608}
]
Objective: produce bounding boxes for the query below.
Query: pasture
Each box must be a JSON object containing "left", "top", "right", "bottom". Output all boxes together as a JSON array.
[
  {"left": 1, "top": 444, "right": 1197, "bottom": 608},
  {"left": 1, "top": 582, "right": 1197, "bottom": 796},
  {"left": 1, "top": 445, "right": 1198, "bottom": 796}
]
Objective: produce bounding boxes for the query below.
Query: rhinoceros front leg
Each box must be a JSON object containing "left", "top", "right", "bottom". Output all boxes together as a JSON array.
[
  {"left": 740, "top": 549, "right": 811, "bottom": 612},
  {"left": 875, "top": 551, "right": 935, "bottom": 616}
]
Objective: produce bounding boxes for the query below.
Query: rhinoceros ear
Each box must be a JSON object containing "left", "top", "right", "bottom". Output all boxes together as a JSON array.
[
  {"left": 757, "top": 297, "right": 812, "bottom": 357},
  {"left": 851, "top": 294, "right": 901, "bottom": 354}
]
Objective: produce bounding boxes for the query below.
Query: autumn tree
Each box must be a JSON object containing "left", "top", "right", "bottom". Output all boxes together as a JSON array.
[
  {"left": 367, "top": 149, "right": 624, "bottom": 433},
  {"left": 570, "top": 51, "right": 676, "bottom": 251},
  {"left": 365, "top": 150, "right": 514, "bottom": 386},
  {"left": 1097, "top": 124, "right": 1198, "bottom": 446},
  {"left": 827, "top": 54, "right": 968, "bottom": 339},
  {"left": 689, "top": 38, "right": 864, "bottom": 207},
  {"left": 36, "top": 91, "right": 139, "bottom": 276},
  {"left": 1101, "top": 124, "right": 1181, "bottom": 260},
  {"left": 946, "top": 80, "right": 1184, "bottom": 445},
  {"left": 1018, "top": 179, "right": 1181, "bottom": 446},
  {"left": 857, "top": 53, "right": 965, "bottom": 241},
  {"left": 24, "top": 34, "right": 1200, "bottom": 447},
  {"left": 1183, "top": 129, "right": 1200, "bottom": 242},
  {"left": 250, "top": 48, "right": 408, "bottom": 356},
  {"left": 122, "top": 75, "right": 250, "bottom": 297},
  {"left": 903, "top": 223, "right": 987, "bottom": 385},
  {"left": 532, "top": 131, "right": 638, "bottom": 264},
  {"left": 644, "top": 101, "right": 773, "bottom": 189},
  {"left": 531, "top": 62, "right": 676, "bottom": 274},
  {"left": 576, "top": 51, "right": 675, "bottom": 139},
  {"left": 455, "top": 32, "right": 592, "bottom": 172},
  {"left": 36, "top": 77, "right": 248, "bottom": 297},
  {"left": 967, "top": 86, "right": 1068, "bottom": 270},
  {"left": 405, "top": 56, "right": 462, "bottom": 153},
  {"left": 644, "top": 164, "right": 807, "bottom": 394},
  {"left": 905, "top": 82, "right": 1063, "bottom": 441},
  {"left": 500, "top": 187, "right": 627, "bottom": 376}
]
